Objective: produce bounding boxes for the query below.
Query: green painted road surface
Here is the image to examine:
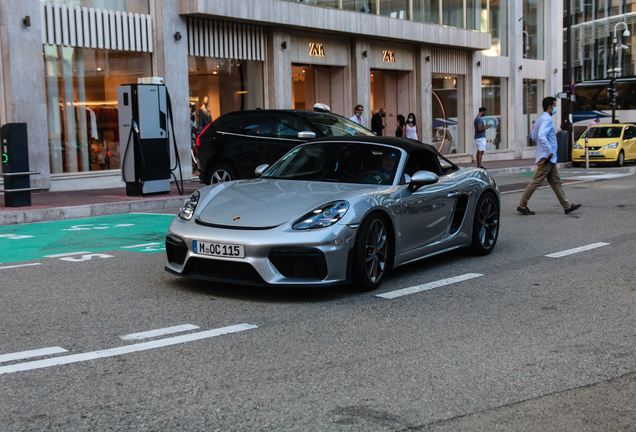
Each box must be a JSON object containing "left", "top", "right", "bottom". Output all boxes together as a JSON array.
[{"left": 0, "top": 213, "right": 175, "bottom": 265}]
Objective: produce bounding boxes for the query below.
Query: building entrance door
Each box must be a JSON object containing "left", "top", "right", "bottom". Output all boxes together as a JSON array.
[
  {"left": 292, "top": 65, "right": 346, "bottom": 115},
  {"left": 370, "top": 69, "right": 411, "bottom": 137}
]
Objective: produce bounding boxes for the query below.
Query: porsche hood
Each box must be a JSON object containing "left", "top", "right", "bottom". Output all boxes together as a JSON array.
[{"left": 196, "top": 179, "right": 366, "bottom": 228}]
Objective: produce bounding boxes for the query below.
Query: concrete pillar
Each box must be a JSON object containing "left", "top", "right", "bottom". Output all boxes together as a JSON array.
[
  {"left": 152, "top": 0, "right": 191, "bottom": 181},
  {"left": 415, "top": 46, "right": 432, "bottom": 144},
  {"left": 546, "top": 0, "right": 563, "bottom": 129},
  {"left": 0, "top": 0, "right": 50, "bottom": 189},
  {"left": 465, "top": 51, "right": 482, "bottom": 160},
  {"left": 508, "top": 0, "right": 525, "bottom": 158},
  {"left": 350, "top": 37, "right": 371, "bottom": 127},
  {"left": 267, "top": 27, "right": 292, "bottom": 109}
]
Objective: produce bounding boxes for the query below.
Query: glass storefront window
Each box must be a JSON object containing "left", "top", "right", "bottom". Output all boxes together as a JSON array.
[
  {"left": 39, "top": 0, "right": 150, "bottom": 14},
  {"left": 466, "top": 0, "right": 484, "bottom": 31},
  {"left": 481, "top": 77, "right": 505, "bottom": 150},
  {"left": 523, "top": 79, "right": 544, "bottom": 147},
  {"left": 431, "top": 74, "right": 465, "bottom": 155},
  {"left": 413, "top": 0, "right": 440, "bottom": 25},
  {"left": 188, "top": 57, "right": 264, "bottom": 132},
  {"left": 523, "top": 0, "right": 544, "bottom": 60},
  {"left": 380, "top": 0, "right": 408, "bottom": 19},
  {"left": 43, "top": 46, "right": 151, "bottom": 174},
  {"left": 443, "top": 0, "right": 464, "bottom": 28},
  {"left": 342, "top": 0, "right": 377, "bottom": 13},
  {"left": 486, "top": 0, "right": 507, "bottom": 56}
]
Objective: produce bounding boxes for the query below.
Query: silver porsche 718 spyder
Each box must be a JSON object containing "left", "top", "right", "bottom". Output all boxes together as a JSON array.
[{"left": 165, "top": 137, "right": 500, "bottom": 291}]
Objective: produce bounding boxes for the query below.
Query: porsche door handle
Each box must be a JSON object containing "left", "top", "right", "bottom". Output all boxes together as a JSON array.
[{"left": 447, "top": 191, "right": 460, "bottom": 197}]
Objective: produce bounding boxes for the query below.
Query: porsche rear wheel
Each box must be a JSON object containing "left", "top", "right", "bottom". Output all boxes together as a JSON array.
[
  {"left": 470, "top": 191, "right": 499, "bottom": 256},
  {"left": 352, "top": 213, "right": 390, "bottom": 291}
]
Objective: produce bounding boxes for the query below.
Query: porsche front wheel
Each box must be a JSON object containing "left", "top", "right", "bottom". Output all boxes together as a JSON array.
[{"left": 352, "top": 213, "right": 390, "bottom": 291}]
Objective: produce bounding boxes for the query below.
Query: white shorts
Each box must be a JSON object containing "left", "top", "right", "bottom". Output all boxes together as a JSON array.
[{"left": 475, "top": 137, "right": 487, "bottom": 152}]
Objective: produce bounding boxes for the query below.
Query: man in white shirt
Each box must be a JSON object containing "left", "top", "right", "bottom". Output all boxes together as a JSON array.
[
  {"left": 349, "top": 104, "right": 365, "bottom": 128},
  {"left": 517, "top": 97, "right": 581, "bottom": 215}
]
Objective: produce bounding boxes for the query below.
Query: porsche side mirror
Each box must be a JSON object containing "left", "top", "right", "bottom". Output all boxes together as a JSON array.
[
  {"left": 298, "top": 131, "right": 316, "bottom": 139},
  {"left": 408, "top": 170, "right": 439, "bottom": 192},
  {"left": 255, "top": 164, "right": 269, "bottom": 177}
]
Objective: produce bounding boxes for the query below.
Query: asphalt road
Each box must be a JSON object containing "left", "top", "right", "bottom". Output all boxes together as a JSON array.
[{"left": 1, "top": 165, "right": 635, "bottom": 431}]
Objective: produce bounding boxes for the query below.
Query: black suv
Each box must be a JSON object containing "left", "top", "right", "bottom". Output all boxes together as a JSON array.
[{"left": 195, "top": 109, "right": 374, "bottom": 184}]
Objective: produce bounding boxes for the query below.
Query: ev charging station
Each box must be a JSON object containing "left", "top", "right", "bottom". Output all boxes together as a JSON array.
[{"left": 117, "top": 78, "right": 172, "bottom": 196}]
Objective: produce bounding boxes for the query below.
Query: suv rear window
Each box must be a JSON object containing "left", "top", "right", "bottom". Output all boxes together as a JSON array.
[{"left": 212, "top": 115, "right": 244, "bottom": 133}]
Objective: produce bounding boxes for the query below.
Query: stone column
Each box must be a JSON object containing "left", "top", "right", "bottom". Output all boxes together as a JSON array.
[
  {"left": 415, "top": 46, "right": 432, "bottom": 144},
  {"left": 267, "top": 27, "right": 292, "bottom": 109},
  {"left": 152, "top": 0, "right": 192, "bottom": 181},
  {"left": 350, "top": 37, "right": 371, "bottom": 128},
  {"left": 0, "top": 0, "right": 49, "bottom": 189},
  {"left": 545, "top": 0, "right": 563, "bottom": 128},
  {"left": 508, "top": 0, "right": 525, "bottom": 158},
  {"left": 465, "top": 51, "right": 482, "bottom": 161}
]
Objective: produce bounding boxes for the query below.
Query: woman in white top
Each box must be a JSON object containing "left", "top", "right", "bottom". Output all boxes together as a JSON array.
[{"left": 405, "top": 113, "right": 419, "bottom": 141}]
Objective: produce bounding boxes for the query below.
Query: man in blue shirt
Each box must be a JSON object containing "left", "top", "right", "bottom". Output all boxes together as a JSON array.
[
  {"left": 517, "top": 97, "right": 582, "bottom": 215},
  {"left": 474, "top": 107, "right": 490, "bottom": 168}
]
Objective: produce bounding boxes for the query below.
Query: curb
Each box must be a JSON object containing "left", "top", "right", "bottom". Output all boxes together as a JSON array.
[{"left": 0, "top": 197, "right": 186, "bottom": 226}]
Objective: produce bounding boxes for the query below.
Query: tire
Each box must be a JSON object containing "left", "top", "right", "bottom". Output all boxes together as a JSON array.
[
  {"left": 205, "top": 163, "right": 237, "bottom": 185},
  {"left": 572, "top": 162, "right": 581, "bottom": 168},
  {"left": 469, "top": 191, "right": 499, "bottom": 256},
  {"left": 352, "top": 213, "right": 391, "bottom": 291},
  {"left": 615, "top": 151, "right": 625, "bottom": 167}
]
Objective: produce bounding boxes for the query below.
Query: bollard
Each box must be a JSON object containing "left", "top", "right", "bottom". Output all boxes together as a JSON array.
[{"left": 585, "top": 136, "right": 589, "bottom": 169}]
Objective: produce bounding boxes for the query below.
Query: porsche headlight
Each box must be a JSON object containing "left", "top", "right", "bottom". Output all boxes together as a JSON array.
[
  {"left": 573, "top": 143, "right": 583, "bottom": 149},
  {"left": 292, "top": 201, "right": 350, "bottom": 230},
  {"left": 178, "top": 191, "right": 200, "bottom": 220},
  {"left": 603, "top": 142, "right": 619, "bottom": 149}
]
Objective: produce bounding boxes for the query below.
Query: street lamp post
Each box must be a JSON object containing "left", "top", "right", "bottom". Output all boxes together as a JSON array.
[{"left": 610, "top": 22, "right": 631, "bottom": 123}]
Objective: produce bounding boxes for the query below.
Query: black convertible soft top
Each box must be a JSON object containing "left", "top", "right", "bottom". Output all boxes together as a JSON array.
[{"left": 310, "top": 135, "right": 443, "bottom": 156}]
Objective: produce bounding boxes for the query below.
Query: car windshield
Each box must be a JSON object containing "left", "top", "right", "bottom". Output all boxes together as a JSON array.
[
  {"left": 302, "top": 112, "right": 375, "bottom": 137},
  {"left": 262, "top": 143, "right": 401, "bottom": 186},
  {"left": 581, "top": 126, "right": 624, "bottom": 139}
]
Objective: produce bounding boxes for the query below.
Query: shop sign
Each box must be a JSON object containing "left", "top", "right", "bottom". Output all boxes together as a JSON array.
[
  {"left": 309, "top": 43, "right": 325, "bottom": 57},
  {"left": 383, "top": 50, "right": 395, "bottom": 63}
]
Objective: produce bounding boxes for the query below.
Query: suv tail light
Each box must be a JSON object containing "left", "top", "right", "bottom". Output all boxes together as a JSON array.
[{"left": 196, "top": 123, "right": 213, "bottom": 147}]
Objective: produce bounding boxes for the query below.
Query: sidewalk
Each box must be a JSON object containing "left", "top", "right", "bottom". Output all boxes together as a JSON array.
[{"left": 0, "top": 159, "right": 553, "bottom": 226}]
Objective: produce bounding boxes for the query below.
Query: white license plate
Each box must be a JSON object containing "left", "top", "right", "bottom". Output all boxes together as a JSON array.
[
  {"left": 193, "top": 240, "right": 245, "bottom": 258},
  {"left": 589, "top": 151, "right": 600, "bottom": 156}
]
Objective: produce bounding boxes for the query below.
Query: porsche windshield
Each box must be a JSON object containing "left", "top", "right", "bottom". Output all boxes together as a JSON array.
[{"left": 262, "top": 143, "right": 401, "bottom": 185}]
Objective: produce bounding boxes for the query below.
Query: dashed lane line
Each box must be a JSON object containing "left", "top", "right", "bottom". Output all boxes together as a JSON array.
[
  {"left": 0, "top": 263, "right": 42, "bottom": 270},
  {"left": 0, "top": 323, "right": 258, "bottom": 376},
  {"left": 546, "top": 242, "right": 610, "bottom": 258},
  {"left": 0, "top": 347, "right": 68, "bottom": 363},
  {"left": 376, "top": 273, "right": 484, "bottom": 299},
  {"left": 120, "top": 324, "right": 200, "bottom": 341}
]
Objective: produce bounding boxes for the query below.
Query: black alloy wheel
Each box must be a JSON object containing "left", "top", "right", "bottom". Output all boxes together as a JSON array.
[
  {"left": 470, "top": 192, "right": 499, "bottom": 256},
  {"left": 352, "top": 213, "right": 391, "bottom": 291}
]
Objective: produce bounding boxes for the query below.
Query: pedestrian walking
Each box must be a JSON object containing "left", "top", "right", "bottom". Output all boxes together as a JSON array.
[
  {"left": 349, "top": 104, "right": 366, "bottom": 127},
  {"left": 395, "top": 114, "right": 405, "bottom": 137},
  {"left": 517, "top": 96, "right": 582, "bottom": 215},
  {"left": 474, "top": 107, "right": 491, "bottom": 168},
  {"left": 404, "top": 113, "right": 419, "bottom": 140},
  {"left": 372, "top": 108, "right": 386, "bottom": 136}
]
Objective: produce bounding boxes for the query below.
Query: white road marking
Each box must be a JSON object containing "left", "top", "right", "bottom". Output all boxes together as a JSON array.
[
  {"left": 0, "top": 347, "right": 68, "bottom": 363},
  {"left": 376, "top": 273, "right": 485, "bottom": 299},
  {"left": 120, "top": 324, "right": 200, "bottom": 340},
  {"left": 45, "top": 251, "right": 91, "bottom": 258},
  {"left": 546, "top": 242, "right": 610, "bottom": 258},
  {"left": 121, "top": 242, "right": 161, "bottom": 249},
  {"left": 0, "top": 323, "right": 258, "bottom": 375},
  {"left": 0, "top": 263, "right": 42, "bottom": 270},
  {"left": 59, "top": 253, "right": 114, "bottom": 262}
]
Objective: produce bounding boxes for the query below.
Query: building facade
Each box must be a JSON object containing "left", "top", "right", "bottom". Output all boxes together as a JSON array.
[{"left": 0, "top": 0, "right": 562, "bottom": 192}]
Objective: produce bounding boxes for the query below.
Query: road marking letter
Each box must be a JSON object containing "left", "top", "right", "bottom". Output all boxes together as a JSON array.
[
  {"left": 0, "top": 324, "right": 258, "bottom": 375},
  {"left": 376, "top": 273, "right": 485, "bottom": 299},
  {"left": 120, "top": 324, "right": 200, "bottom": 340},
  {"left": 546, "top": 242, "right": 610, "bottom": 258}
]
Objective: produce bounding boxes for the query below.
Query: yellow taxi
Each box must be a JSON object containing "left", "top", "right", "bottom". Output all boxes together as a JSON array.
[{"left": 572, "top": 123, "right": 636, "bottom": 167}]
